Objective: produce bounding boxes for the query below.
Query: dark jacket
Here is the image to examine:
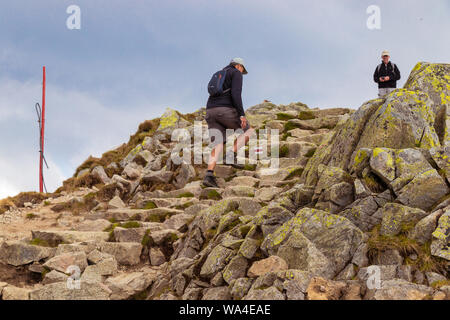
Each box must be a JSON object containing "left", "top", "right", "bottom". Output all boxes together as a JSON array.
[
  {"left": 373, "top": 61, "right": 401, "bottom": 88},
  {"left": 206, "top": 64, "right": 245, "bottom": 117}
]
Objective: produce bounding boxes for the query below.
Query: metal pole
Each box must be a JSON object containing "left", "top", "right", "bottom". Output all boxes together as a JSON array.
[{"left": 39, "top": 66, "right": 46, "bottom": 193}]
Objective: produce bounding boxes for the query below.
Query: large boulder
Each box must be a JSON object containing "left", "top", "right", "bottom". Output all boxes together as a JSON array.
[
  {"left": 367, "top": 279, "right": 434, "bottom": 300},
  {"left": 30, "top": 281, "right": 112, "bottom": 300},
  {"left": 0, "top": 241, "right": 55, "bottom": 266},
  {"left": 199, "top": 245, "right": 235, "bottom": 279},
  {"left": 105, "top": 271, "right": 157, "bottom": 300},
  {"left": 396, "top": 169, "right": 449, "bottom": 211},
  {"left": 261, "top": 208, "right": 365, "bottom": 278},
  {"left": 97, "top": 242, "right": 143, "bottom": 266},
  {"left": 403, "top": 62, "right": 450, "bottom": 123},
  {"left": 2, "top": 286, "right": 31, "bottom": 300},
  {"left": 156, "top": 107, "right": 191, "bottom": 134},
  {"left": 31, "top": 230, "right": 109, "bottom": 246},
  {"left": 91, "top": 165, "right": 111, "bottom": 185},
  {"left": 247, "top": 256, "right": 288, "bottom": 278},
  {"left": 43, "top": 252, "right": 88, "bottom": 274},
  {"left": 379, "top": 203, "right": 428, "bottom": 236},
  {"left": 356, "top": 89, "right": 440, "bottom": 151},
  {"left": 301, "top": 99, "right": 383, "bottom": 186}
]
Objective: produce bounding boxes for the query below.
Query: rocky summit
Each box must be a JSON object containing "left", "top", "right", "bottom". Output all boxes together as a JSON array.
[{"left": 0, "top": 62, "right": 449, "bottom": 300}]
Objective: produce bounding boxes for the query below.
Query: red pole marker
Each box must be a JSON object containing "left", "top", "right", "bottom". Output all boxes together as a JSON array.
[{"left": 39, "top": 66, "right": 46, "bottom": 193}]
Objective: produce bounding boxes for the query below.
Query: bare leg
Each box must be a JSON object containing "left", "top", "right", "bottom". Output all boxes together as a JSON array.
[
  {"left": 207, "top": 143, "right": 224, "bottom": 171},
  {"left": 233, "top": 127, "right": 255, "bottom": 153}
]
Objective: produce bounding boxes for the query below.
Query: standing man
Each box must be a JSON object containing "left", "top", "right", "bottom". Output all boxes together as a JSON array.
[
  {"left": 373, "top": 50, "right": 401, "bottom": 98},
  {"left": 202, "top": 58, "right": 255, "bottom": 188}
]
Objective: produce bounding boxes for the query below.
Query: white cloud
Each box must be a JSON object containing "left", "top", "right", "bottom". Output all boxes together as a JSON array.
[
  {"left": 0, "top": 179, "right": 20, "bottom": 200},
  {"left": 0, "top": 77, "right": 164, "bottom": 198}
]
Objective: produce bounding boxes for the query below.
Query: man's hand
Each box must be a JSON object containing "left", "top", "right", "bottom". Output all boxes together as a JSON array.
[
  {"left": 379, "top": 77, "right": 385, "bottom": 82},
  {"left": 384, "top": 76, "right": 390, "bottom": 81},
  {"left": 240, "top": 116, "right": 247, "bottom": 129}
]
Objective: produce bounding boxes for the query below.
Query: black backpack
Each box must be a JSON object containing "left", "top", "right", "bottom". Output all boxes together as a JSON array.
[
  {"left": 377, "top": 62, "right": 397, "bottom": 76},
  {"left": 208, "top": 69, "right": 231, "bottom": 97}
]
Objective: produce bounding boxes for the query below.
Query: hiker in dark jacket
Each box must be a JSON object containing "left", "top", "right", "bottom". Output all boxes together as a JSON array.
[
  {"left": 203, "top": 58, "right": 255, "bottom": 188},
  {"left": 373, "top": 50, "right": 401, "bottom": 98}
]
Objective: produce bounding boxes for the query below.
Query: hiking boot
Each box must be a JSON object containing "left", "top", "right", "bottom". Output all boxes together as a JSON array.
[{"left": 202, "top": 174, "right": 219, "bottom": 188}]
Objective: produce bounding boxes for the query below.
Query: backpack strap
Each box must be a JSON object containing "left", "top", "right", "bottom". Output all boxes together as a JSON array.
[
  {"left": 391, "top": 62, "right": 396, "bottom": 76},
  {"left": 222, "top": 67, "right": 232, "bottom": 94}
]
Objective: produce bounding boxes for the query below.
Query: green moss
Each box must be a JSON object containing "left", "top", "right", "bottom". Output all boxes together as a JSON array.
[
  {"left": 176, "top": 192, "right": 194, "bottom": 198},
  {"left": 120, "top": 221, "right": 141, "bottom": 229},
  {"left": 223, "top": 176, "right": 233, "bottom": 182},
  {"left": 298, "top": 111, "right": 316, "bottom": 120},
  {"left": 41, "top": 266, "right": 51, "bottom": 279},
  {"left": 143, "top": 201, "right": 157, "bottom": 209},
  {"left": 103, "top": 222, "right": 119, "bottom": 233},
  {"left": 430, "top": 279, "right": 450, "bottom": 289},
  {"left": 207, "top": 189, "right": 222, "bottom": 200},
  {"left": 26, "top": 213, "right": 37, "bottom": 220},
  {"left": 141, "top": 229, "right": 154, "bottom": 247},
  {"left": 239, "top": 225, "right": 252, "bottom": 237},
  {"left": 284, "top": 122, "right": 301, "bottom": 132},
  {"left": 146, "top": 213, "right": 163, "bottom": 223},
  {"left": 279, "top": 145, "right": 290, "bottom": 158},
  {"left": 29, "top": 238, "right": 50, "bottom": 247},
  {"left": 281, "top": 132, "right": 292, "bottom": 141},
  {"left": 43, "top": 200, "right": 51, "bottom": 206},
  {"left": 83, "top": 192, "right": 96, "bottom": 201},
  {"left": 174, "top": 201, "right": 194, "bottom": 210},
  {"left": 284, "top": 168, "right": 304, "bottom": 180},
  {"left": 159, "top": 108, "right": 179, "bottom": 129},
  {"left": 304, "top": 148, "right": 316, "bottom": 158},
  {"left": 168, "top": 232, "right": 179, "bottom": 243},
  {"left": 107, "top": 230, "right": 116, "bottom": 242},
  {"left": 131, "top": 289, "right": 150, "bottom": 300},
  {"left": 243, "top": 164, "right": 256, "bottom": 171},
  {"left": 276, "top": 113, "right": 296, "bottom": 121},
  {"left": 353, "top": 149, "right": 368, "bottom": 167}
]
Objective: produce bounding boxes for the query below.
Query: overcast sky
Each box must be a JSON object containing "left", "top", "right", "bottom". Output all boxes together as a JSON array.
[{"left": 0, "top": 0, "right": 449, "bottom": 198}]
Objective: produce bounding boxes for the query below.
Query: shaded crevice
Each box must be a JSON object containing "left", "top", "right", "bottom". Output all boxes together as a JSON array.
[
  {"left": 424, "top": 152, "right": 450, "bottom": 189},
  {"left": 418, "top": 126, "right": 427, "bottom": 147},
  {"left": 433, "top": 105, "right": 447, "bottom": 146}
]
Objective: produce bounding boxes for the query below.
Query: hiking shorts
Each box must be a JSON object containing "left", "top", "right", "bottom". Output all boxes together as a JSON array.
[{"left": 205, "top": 107, "right": 250, "bottom": 147}]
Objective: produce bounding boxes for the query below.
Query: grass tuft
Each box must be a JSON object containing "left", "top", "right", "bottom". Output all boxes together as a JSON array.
[
  {"left": 298, "top": 111, "right": 316, "bottom": 120},
  {"left": 367, "top": 225, "right": 448, "bottom": 274}
]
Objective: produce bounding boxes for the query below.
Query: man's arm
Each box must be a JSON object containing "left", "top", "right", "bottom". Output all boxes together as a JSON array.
[
  {"left": 393, "top": 64, "right": 401, "bottom": 81},
  {"left": 231, "top": 70, "right": 245, "bottom": 117},
  {"left": 373, "top": 67, "right": 380, "bottom": 83}
]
